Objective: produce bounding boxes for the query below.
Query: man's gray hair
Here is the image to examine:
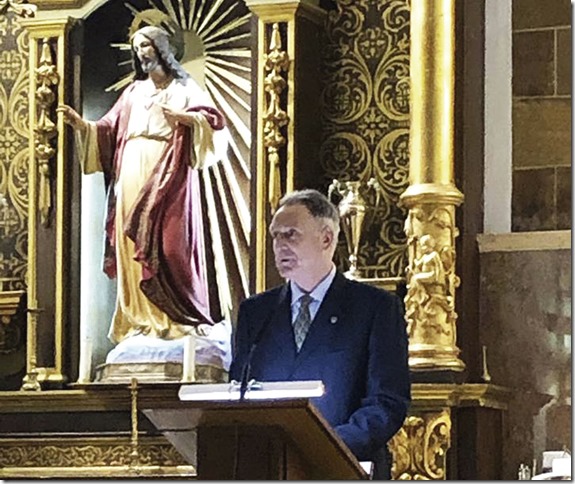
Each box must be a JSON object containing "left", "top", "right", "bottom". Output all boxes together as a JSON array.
[
  {"left": 130, "top": 25, "right": 189, "bottom": 81},
  {"left": 278, "top": 189, "right": 340, "bottom": 240}
]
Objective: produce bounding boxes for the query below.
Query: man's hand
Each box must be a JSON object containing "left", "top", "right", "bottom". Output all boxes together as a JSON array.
[{"left": 56, "top": 105, "right": 87, "bottom": 132}]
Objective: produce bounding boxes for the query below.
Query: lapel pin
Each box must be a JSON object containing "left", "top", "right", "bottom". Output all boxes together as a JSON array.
[{"left": 330, "top": 316, "right": 338, "bottom": 324}]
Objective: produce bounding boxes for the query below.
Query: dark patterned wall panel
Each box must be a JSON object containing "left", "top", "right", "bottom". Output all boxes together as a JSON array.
[
  {"left": 320, "top": 0, "right": 409, "bottom": 279},
  {"left": 0, "top": 12, "right": 28, "bottom": 291}
]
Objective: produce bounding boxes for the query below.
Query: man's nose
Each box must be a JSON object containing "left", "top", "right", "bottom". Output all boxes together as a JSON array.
[{"left": 272, "top": 235, "right": 286, "bottom": 250}]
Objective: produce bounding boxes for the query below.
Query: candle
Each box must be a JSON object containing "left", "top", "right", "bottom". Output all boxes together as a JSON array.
[
  {"left": 78, "top": 337, "right": 92, "bottom": 383},
  {"left": 181, "top": 334, "right": 196, "bottom": 382}
]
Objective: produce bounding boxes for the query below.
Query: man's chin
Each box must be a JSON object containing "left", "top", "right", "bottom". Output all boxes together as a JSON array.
[{"left": 275, "top": 265, "right": 293, "bottom": 279}]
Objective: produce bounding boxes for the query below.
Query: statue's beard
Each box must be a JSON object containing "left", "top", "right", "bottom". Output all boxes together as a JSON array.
[{"left": 140, "top": 57, "right": 159, "bottom": 73}]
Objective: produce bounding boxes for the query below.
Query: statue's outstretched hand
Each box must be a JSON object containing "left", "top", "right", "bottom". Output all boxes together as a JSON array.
[{"left": 57, "top": 104, "right": 87, "bottom": 132}]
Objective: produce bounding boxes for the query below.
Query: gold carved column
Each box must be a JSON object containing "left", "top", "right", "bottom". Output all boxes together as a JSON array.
[
  {"left": 20, "top": 18, "right": 75, "bottom": 389},
  {"left": 244, "top": 0, "right": 326, "bottom": 292},
  {"left": 400, "top": 0, "right": 464, "bottom": 372}
]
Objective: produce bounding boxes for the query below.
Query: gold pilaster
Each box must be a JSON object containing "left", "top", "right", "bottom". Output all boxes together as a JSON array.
[
  {"left": 21, "top": 18, "right": 75, "bottom": 388},
  {"left": 400, "top": 0, "right": 464, "bottom": 372},
  {"left": 245, "top": 0, "right": 326, "bottom": 292}
]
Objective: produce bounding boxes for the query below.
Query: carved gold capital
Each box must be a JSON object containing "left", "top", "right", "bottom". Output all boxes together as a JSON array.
[{"left": 389, "top": 409, "right": 452, "bottom": 480}]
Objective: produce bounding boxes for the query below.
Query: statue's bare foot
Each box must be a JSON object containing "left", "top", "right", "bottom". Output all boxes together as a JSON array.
[{"left": 195, "top": 323, "right": 212, "bottom": 337}]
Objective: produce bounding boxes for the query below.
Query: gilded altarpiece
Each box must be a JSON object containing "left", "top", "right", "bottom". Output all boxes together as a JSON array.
[
  {"left": 0, "top": 0, "right": 511, "bottom": 479},
  {"left": 0, "top": 11, "right": 29, "bottom": 385},
  {"left": 320, "top": 0, "right": 410, "bottom": 280}
]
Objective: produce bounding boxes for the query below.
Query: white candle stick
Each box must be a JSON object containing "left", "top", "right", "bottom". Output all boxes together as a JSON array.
[
  {"left": 182, "top": 334, "right": 196, "bottom": 382},
  {"left": 78, "top": 337, "right": 92, "bottom": 383}
]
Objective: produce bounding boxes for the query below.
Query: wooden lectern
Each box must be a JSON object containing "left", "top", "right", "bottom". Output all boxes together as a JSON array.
[{"left": 144, "top": 398, "right": 367, "bottom": 480}]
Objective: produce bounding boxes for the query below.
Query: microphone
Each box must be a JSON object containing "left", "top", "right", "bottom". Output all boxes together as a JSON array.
[
  {"left": 239, "top": 342, "right": 257, "bottom": 401},
  {"left": 238, "top": 288, "right": 287, "bottom": 402}
]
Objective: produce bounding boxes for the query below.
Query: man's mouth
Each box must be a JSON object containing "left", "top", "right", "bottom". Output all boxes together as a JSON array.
[{"left": 276, "top": 256, "right": 295, "bottom": 270}]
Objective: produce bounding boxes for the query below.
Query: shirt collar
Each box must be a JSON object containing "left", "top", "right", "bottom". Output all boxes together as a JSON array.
[{"left": 290, "top": 265, "right": 337, "bottom": 306}]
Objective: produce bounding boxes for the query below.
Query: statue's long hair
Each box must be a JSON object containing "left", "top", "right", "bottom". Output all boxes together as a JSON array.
[{"left": 130, "top": 25, "right": 189, "bottom": 82}]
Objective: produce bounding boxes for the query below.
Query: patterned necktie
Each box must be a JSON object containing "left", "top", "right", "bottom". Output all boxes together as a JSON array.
[{"left": 293, "top": 293, "right": 313, "bottom": 352}]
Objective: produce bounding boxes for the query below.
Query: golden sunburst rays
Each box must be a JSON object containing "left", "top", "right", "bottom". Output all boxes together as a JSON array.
[{"left": 107, "top": 0, "right": 253, "bottom": 313}]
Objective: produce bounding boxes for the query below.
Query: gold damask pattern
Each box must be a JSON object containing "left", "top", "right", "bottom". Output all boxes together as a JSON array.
[
  {"left": 388, "top": 409, "right": 451, "bottom": 480},
  {"left": 321, "top": 0, "right": 409, "bottom": 278},
  {"left": 0, "top": 11, "right": 28, "bottom": 292},
  {"left": 0, "top": 438, "right": 187, "bottom": 468}
]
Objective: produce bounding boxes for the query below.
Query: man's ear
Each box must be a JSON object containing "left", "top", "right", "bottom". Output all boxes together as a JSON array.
[{"left": 321, "top": 225, "right": 334, "bottom": 249}]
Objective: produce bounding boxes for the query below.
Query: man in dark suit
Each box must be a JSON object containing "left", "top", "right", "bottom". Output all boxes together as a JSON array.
[{"left": 230, "top": 189, "right": 411, "bottom": 479}]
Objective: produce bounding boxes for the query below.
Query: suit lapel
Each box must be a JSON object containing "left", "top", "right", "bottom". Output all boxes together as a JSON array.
[{"left": 266, "top": 284, "right": 298, "bottom": 360}]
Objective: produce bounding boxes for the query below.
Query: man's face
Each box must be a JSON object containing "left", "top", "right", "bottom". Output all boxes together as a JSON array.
[
  {"left": 269, "top": 204, "right": 333, "bottom": 287},
  {"left": 133, "top": 33, "right": 159, "bottom": 73}
]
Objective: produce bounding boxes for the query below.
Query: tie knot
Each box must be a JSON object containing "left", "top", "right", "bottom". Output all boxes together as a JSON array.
[{"left": 299, "top": 293, "right": 313, "bottom": 309}]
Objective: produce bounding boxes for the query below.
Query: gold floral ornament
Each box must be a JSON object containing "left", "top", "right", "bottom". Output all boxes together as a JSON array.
[
  {"left": 34, "top": 39, "right": 59, "bottom": 227},
  {"left": 0, "top": 0, "right": 36, "bottom": 18},
  {"left": 389, "top": 410, "right": 452, "bottom": 480},
  {"left": 263, "top": 23, "right": 289, "bottom": 211}
]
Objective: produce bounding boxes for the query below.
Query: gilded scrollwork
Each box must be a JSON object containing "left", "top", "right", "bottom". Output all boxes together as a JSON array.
[
  {"left": 8, "top": 73, "right": 29, "bottom": 138},
  {"left": 0, "top": 81, "right": 6, "bottom": 125},
  {"left": 373, "top": 129, "right": 409, "bottom": 196},
  {"left": 388, "top": 410, "right": 452, "bottom": 480},
  {"left": 357, "top": 26, "right": 389, "bottom": 61},
  {"left": 320, "top": 132, "right": 371, "bottom": 179},
  {"left": 0, "top": 50, "right": 22, "bottom": 81},
  {"left": 322, "top": 50, "right": 372, "bottom": 126},
  {"left": 263, "top": 22, "right": 289, "bottom": 210},
  {"left": 374, "top": 54, "right": 410, "bottom": 121},
  {"left": 379, "top": 0, "right": 411, "bottom": 35},
  {"left": 326, "top": 0, "right": 368, "bottom": 40},
  {"left": 0, "top": 439, "right": 187, "bottom": 468},
  {"left": 7, "top": 148, "right": 28, "bottom": 220},
  {"left": 356, "top": 106, "right": 390, "bottom": 146},
  {"left": 321, "top": 0, "right": 409, "bottom": 279}
]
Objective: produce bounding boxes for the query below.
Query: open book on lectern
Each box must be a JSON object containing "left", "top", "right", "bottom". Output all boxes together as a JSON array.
[{"left": 179, "top": 380, "right": 324, "bottom": 401}]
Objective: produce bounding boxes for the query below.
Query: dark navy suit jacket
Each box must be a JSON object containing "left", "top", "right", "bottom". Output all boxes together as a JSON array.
[{"left": 230, "top": 272, "right": 411, "bottom": 475}]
